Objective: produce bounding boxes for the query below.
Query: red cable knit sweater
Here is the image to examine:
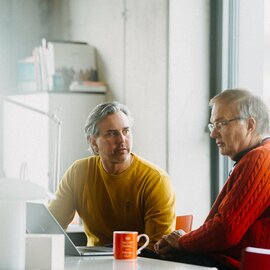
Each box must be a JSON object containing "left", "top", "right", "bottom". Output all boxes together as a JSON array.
[{"left": 178, "top": 140, "right": 270, "bottom": 269}]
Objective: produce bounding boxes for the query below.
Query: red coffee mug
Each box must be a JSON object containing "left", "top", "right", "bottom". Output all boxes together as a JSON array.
[{"left": 113, "top": 231, "right": 149, "bottom": 260}]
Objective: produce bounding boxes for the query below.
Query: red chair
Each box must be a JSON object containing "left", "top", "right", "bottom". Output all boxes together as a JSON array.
[
  {"left": 240, "top": 247, "right": 270, "bottom": 270},
  {"left": 175, "top": 215, "right": 193, "bottom": 233}
]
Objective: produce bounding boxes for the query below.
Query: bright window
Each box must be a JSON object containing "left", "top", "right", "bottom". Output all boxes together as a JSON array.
[{"left": 264, "top": 0, "right": 270, "bottom": 99}]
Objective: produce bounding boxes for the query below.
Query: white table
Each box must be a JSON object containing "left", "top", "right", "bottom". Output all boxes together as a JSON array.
[{"left": 65, "top": 256, "right": 218, "bottom": 270}]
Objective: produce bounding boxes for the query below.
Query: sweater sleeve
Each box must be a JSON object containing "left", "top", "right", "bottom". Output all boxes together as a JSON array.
[
  {"left": 48, "top": 162, "right": 77, "bottom": 229},
  {"left": 178, "top": 145, "right": 270, "bottom": 253},
  {"left": 144, "top": 174, "right": 176, "bottom": 250}
]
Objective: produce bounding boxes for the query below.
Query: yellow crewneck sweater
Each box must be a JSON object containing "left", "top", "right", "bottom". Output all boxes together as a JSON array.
[{"left": 49, "top": 153, "right": 175, "bottom": 250}]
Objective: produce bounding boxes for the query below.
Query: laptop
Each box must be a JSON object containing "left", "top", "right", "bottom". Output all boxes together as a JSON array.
[{"left": 26, "top": 202, "right": 114, "bottom": 256}]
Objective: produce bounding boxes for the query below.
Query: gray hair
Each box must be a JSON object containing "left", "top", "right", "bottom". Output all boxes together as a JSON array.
[
  {"left": 209, "top": 88, "right": 270, "bottom": 136},
  {"left": 84, "top": 101, "right": 133, "bottom": 141}
]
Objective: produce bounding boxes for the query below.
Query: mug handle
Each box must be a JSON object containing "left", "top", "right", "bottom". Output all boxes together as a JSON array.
[{"left": 137, "top": 234, "right": 150, "bottom": 254}]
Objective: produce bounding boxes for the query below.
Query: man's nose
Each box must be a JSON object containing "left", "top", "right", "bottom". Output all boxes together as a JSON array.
[
  {"left": 117, "top": 131, "right": 126, "bottom": 142},
  {"left": 210, "top": 128, "right": 219, "bottom": 138}
]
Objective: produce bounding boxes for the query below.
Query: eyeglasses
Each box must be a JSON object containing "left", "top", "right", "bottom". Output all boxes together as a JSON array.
[{"left": 208, "top": 117, "right": 244, "bottom": 132}]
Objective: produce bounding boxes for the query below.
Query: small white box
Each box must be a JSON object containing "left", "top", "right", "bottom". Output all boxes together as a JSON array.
[{"left": 26, "top": 234, "right": 64, "bottom": 270}]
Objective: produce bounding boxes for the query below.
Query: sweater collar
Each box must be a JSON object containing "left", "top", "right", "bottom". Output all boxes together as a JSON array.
[
  {"left": 233, "top": 137, "right": 270, "bottom": 163},
  {"left": 228, "top": 137, "right": 270, "bottom": 177}
]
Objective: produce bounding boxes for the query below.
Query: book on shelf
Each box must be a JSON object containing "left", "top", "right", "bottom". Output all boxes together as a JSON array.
[{"left": 32, "top": 42, "right": 49, "bottom": 91}]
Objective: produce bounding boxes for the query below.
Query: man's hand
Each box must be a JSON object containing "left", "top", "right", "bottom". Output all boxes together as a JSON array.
[
  {"left": 154, "top": 230, "right": 186, "bottom": 255},
  {"left": 154, "top": 237, "right": 173, "bottom": 255}
]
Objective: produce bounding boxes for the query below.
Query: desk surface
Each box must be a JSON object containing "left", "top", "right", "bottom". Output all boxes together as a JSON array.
[{"left": 65, "top": 256, "right": 218, "bottom": 270}]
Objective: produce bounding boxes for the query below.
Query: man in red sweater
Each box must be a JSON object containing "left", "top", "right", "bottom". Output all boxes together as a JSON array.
[{"left": 154, "top": 89, "right": 270, "bottom": 270}]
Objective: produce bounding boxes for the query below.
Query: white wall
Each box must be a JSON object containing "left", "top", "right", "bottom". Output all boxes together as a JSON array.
[{"left": 169, "top": 0, "right": 211, "bottom": 227}]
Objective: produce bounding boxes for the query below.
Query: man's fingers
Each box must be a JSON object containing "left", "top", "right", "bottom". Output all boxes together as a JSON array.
[
  {"left": 162, "top": 233, "right": 180, "bottom": 249},
  {"left": 154, "top": 237, "right": 167, "bottom": 253},
  {"left": 154, "top": 232, "right": 181, "bottom": 255}
]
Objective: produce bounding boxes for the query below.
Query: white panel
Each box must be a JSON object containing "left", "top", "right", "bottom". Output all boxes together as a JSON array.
[
  {"left": 3, "top": 95, "right": 50, "bottom": 189},
  {"left": 125, "top": 0, "right": 168, "bottom": 169},
  {"left": 169, "top": 0, "right": 211, "bottom": 227}
]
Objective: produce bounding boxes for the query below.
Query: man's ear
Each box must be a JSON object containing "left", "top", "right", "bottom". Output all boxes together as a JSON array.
[
  {"left": 90, "top": 137, "right": 99, "bottom": 154},
  {"left": 247, "top": 117, "right": 256, "bottom": 133}
]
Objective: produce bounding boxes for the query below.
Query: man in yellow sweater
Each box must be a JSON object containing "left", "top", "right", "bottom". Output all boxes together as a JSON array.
[{"left": 48, "top": 101, "right": 175, "bottom": 250}]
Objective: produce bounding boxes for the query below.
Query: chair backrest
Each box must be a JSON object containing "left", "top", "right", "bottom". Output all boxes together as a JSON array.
[
  {"left": 175, "top": 215, "right": 193, "bottom": 233},
  {"left": 240, "top": 247, "right": 270, "bottom": 270}
]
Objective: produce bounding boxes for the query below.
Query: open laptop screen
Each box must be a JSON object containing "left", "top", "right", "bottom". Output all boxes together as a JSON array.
[{"left": 26, "top": 202, "right": 113, "bottom": 256}]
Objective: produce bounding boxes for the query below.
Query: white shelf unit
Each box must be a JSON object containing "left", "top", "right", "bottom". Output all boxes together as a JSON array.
[{"left": 3, "top": 92, "right": 105, "bottom": 192}]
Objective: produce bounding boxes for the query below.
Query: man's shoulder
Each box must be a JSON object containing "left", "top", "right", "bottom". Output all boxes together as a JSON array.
[
  {"left": 238, "top": 140, "right": 270, "bottom": 168},
  {"left": 262, "top": 139, "right": 270, "bottom": 149},
  {"left": 133, "top": 153, "right": 169, "bottom": 177},
  {"left": 63, "top": 156, "right": 100, "bottom": 184},
  {"left": 71, "top": 155, "right": 99, "bottom": 169},
  {"left": 249, "top": 140, "right": 270, "bottom": 157}
]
